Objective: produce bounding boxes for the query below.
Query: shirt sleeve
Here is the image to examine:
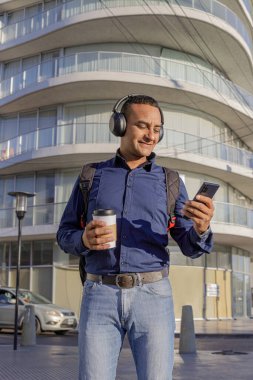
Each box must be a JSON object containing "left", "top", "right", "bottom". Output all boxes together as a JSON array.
[
  {"left": 56, "top": 177, "right": 89, "bottom": 256},
  {"left": 169, "top": 178, "right": 214, "bottom": 258}
]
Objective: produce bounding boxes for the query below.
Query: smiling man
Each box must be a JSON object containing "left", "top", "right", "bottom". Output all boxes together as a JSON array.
[{"left": 57, "top": 95, "right": 214, "bottom": 380}]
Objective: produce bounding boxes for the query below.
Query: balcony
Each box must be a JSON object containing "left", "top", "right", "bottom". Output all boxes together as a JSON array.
[
  {"left": 1, "top": 51, "right": 253, "bottom": 148},
  {"left": 0, "top": 201, "right": 252, "bottom": 229},
  {"left": 212, "top": 201, "right": 253, "bottom": 251},
  {"left": 0, "top": 201, "right": 252, "bottom": 251},
  {"left": 213, "top": 201, "right": 253, "bottom": 227},
  {"left": 0, "top": 0, "right": 251, "bottom": 51},
  {"left": 0, "top": 123, "right": 252, "bottom": 198},
  {"left": 0, "top": 0, "right": 252, "bottom": 93},
  {"left": 0, "top": 123, "right": 252, "bottom": 169},
  {"left": 1, "top": 50, "right": 252, "bottom": 110}
]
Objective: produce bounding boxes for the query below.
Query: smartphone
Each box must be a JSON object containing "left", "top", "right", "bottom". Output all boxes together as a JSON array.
[
  {"left": 193, "top": 182, "right": 220, "bottom": 201},
  {"left": 184, "top": 182, "right": 220, "bottom": 219}
]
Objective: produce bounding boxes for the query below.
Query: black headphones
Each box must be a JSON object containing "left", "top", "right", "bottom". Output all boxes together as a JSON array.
[{"left": 109, "top": 94, "right": 164, "bottom": 142}]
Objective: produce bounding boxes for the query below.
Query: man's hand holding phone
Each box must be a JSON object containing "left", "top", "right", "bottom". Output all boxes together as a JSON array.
[
  {"left": 183, "top": 195, "right": 214, "bottom": 234},
  {"left": 183, "top": 182, "right": 219, "bottom": 235}
]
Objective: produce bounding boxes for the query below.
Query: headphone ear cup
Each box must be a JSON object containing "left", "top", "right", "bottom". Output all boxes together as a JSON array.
[
  {"left": 109, "top": 112, "right": 127, "bottom": 137},
  {"left": 158, "top": 125, "right": 164, "bottom": 142}
]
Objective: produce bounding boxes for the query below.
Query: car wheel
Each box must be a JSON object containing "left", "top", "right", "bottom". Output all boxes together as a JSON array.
[
  {"left": 35, "top": 317, "right": 41, "bottom": 334},
  {"left": 54, "top": 330, "right": 67, "bottom": 335}
]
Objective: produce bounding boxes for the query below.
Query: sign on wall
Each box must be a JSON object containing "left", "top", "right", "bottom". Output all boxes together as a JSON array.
[{"left": 206, "top": 283, "right": 220, "bottom": 297}]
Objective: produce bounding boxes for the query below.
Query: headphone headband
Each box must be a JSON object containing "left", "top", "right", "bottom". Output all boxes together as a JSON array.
[
  {"left": 112, "top": 94, "right": 164, "bottom": 125},
  {"left": 112, "top": 94, "right": 137, "bottom": 113}
]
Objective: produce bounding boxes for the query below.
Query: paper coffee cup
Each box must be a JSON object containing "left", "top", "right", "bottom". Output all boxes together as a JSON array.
[{"left": 92, "top": 209, "right": 116, "bottom": 248}]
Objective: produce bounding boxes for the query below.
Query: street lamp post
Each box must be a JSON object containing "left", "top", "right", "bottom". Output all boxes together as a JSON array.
[{"left": 8, "top": 191, "right": 35, "bottom": 351}]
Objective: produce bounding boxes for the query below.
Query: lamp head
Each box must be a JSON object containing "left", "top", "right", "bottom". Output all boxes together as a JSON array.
[{"left": 8, "top": 192, "right": 35, "bottom": 220}]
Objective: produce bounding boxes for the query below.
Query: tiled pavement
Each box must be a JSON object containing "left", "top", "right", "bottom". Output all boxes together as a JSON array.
[{"left": 0, "top": 319, "right": 253, "bottom": 380}]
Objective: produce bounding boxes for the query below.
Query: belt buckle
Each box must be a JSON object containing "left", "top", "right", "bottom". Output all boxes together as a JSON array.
[{"left": 115, "top": 273, "right": 137, "bottom": 289}]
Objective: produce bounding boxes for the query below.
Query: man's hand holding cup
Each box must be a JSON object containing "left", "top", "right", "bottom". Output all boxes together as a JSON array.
[{"left": 82, "top": 209, "right": 117, "bottom": 250}]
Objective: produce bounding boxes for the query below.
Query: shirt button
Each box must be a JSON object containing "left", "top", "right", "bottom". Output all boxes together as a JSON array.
[{"left": 121, "top": 261, "right": 124, "bottom": 265}]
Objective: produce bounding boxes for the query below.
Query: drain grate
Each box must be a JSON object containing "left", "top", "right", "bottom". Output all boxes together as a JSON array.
[{"left": 212, "top": 350, "right": 248, "bottom": 355}]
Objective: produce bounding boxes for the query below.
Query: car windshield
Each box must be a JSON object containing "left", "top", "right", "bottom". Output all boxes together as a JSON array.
[{"left": 18, "top": 290, "right": 51, "bottom": 305}]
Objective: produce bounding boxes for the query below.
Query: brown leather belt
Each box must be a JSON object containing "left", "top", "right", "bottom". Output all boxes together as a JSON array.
[{"left": 86, "top": 269, "right": 168, "bottom": 289}]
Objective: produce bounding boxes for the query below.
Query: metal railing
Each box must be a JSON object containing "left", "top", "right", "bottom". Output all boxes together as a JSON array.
[
  {"left": 0, "top": 123, "right": 252, "bottom": 169},
  {"left": 0, "top": 0, "right": 251, "bottom": 50},
  {"left": 1, "top": 50, "right": 253, "bottom": 116},
  {"left": 213, "top": 201, "right": 253, "bottom": 228},
  {"left": 0, "top": 202, "right": 65, "bottom": 229},
  {"left": 242, "top": 0, "right": 252, "bottom": 14},
  {"left": 0, "top": 201, "right": 252, "bottom": 229}
]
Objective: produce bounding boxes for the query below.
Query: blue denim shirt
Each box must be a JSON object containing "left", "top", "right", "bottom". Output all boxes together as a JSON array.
[{"left": 57, "top": 152, "right": 213, "bottom": 275}]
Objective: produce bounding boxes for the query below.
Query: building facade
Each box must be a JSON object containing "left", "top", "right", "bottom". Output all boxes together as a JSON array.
[{"left": 0, "top": 0, "right": 253, "bottom": 320}]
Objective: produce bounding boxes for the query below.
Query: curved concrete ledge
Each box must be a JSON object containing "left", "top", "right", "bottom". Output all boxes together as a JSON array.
[
  {"left": 0, "top": 144, "right": 117, "bottom": 174},
  {"left": 212, "top": 222, "right": 253, "bottom": 252},
  {"left": 0, "top": 224, "right": 58, "bottom": 241}
]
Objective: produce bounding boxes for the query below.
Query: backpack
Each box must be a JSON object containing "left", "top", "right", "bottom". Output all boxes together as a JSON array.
[{"left": 78, "top": 163, "right": 180, "bottom": 285}]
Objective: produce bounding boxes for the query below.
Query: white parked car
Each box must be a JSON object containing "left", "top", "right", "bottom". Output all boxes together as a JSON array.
[{"left": 0, "top": 287, "right": 78, "bottom": 335}]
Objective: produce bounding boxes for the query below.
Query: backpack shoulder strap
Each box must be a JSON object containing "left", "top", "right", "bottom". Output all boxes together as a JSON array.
[
  {"left": 79, "top": 163, "right": 96, "bottom": 286},
  {"left": 163, "top": 167, "right": 180, "bottom": 229},
  {"left": 79, "top": 163, "right": 96, "bottom": 228}
]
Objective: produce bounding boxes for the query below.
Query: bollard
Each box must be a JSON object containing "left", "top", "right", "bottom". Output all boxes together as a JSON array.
[
  {"left": 21, "top": 304, "right": 36, "bottom": 346},
  {"left": 179, "top": 305, "right": 196, "bottom": 354}
]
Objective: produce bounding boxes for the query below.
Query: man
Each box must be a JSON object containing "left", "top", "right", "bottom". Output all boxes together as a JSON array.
[{"left": 57, "top": 95, "right": 214, "bottom": 380}]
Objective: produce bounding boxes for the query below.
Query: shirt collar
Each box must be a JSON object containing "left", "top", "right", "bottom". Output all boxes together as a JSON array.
[{"left": 113, "top": 149, "right": 156, "bottom": 171}]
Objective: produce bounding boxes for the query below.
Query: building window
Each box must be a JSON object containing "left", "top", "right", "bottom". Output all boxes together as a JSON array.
[
  {"left": 35, "top": 172, "right": 55, "bottom": 225},
  {"left": 0, "top": 240, "right": 54, "bottom": 300},
  {"left": 232, "top": 249, "right": 251, "bottom": 318},
  {"left": 11, "top": 241, "right": 31, "bottom": 267},
  {"left": 0, "top": 243, "right": 10, "bottom": 286},
  {"left": 33, "top": 241, "right": 53, "bottom": 266}
]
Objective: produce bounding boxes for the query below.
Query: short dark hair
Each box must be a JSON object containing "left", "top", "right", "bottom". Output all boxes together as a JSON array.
[{"left": 121, "top": 95, "right": 161, "bottom": 119}]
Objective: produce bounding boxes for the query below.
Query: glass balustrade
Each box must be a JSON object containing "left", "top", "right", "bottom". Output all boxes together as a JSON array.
[
  {"left": 0, "top": 0, "right": 251, "bottom": 50},
  {"left": 163, "top": 129, "right": 253, "bottom": 168},
  {"left": 242, "top": 0, "right": 252, "bottom": 14},
  {"left": 1, "top": 50, "right": 253, "bottom": 115},
  {"left": 213, "top": 202, "right": 253, "bottom": 228},
  {"left": 0, "top": 201, "right": 252, "bottom": 229},
  {"left": 0, "top": 123, "right": 253, "bottom": 169}
]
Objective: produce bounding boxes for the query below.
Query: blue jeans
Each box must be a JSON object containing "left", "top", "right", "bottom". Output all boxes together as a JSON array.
[{"left": 78, "top": 277, "right": 175, "bottom": 380}]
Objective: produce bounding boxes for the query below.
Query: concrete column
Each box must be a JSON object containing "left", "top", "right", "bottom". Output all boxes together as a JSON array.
[
  {"left": 179, "top": 305, "right": 196, "bottom": 354},
  {"left": 21, "top": 304, "right": 36, "bottom": 346}
]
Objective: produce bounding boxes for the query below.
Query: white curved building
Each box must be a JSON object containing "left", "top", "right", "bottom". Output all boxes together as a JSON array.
[{"left": 0, "top": 0, "right": 252, "bottom": 320}]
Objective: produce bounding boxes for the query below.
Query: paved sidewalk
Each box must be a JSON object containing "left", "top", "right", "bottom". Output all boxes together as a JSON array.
[
  {"left": 0, "top": 319, "right": 252, "bottom": 380},
  {"left": 0, "top": 344, "right": 252, "bottom": 380}
]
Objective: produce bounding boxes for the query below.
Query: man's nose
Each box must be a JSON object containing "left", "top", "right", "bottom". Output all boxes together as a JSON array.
[{"left": 145, "top": 128, "right": 156, "bottom": 141}]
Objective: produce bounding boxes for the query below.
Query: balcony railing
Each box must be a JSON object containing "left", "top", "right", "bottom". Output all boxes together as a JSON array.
[
  {"left": 242, "top": 0, "right": 252, "bottom": 14},
  {"left": 0, "top": 0, "right": 251, "bottom": 50},
  {"left": 0, "top": 202, "right": 65, "bottom": 229},
  {"left": 213, "top": 202, "right": 253, "bottom": 228},
  {"left": 162, "top": 129, "right": 253, "bottom": 168},
  {"left": 0, "top": 123, "right": 253, "bottom": 169},
  {"left": 1, "top": 50, "right": 253, "bottom": 115},
  {"left": 0, "top": 201, "right": 252, "bottom": 230}
]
